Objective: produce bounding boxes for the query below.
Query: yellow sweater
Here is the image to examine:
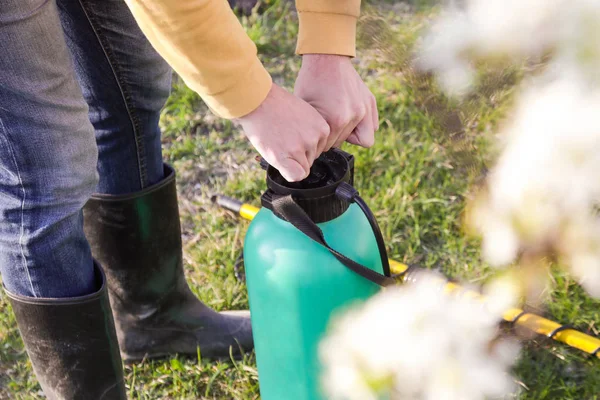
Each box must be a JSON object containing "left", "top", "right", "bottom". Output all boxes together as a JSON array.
[{"left": 124, "top": 0, "right": 360, "bottom": 119}]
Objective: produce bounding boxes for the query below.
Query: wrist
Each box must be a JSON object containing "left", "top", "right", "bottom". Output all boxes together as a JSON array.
[
  {"left": 302, "top": 54, "right": 351, "bottom": 66},
  {"left": 235, "top": 82, "right": 276, "bottom": 123}
]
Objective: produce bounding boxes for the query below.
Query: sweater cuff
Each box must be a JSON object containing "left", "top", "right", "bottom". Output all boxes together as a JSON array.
[
  {"left": 296, "top": 12, "right": 357, "bottom": 57},
  {"left": 196, "top": 57, "right": 273, "bottom": 119}
]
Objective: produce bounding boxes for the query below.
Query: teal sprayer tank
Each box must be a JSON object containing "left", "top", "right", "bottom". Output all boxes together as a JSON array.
[{"left": 244, "top": 149, "right": 396, "bottom": 400}]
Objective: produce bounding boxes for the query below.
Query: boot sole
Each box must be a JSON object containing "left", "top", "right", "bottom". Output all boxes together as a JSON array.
[{"left": 121, "top": 346, "right": 252, "bottom": 364}]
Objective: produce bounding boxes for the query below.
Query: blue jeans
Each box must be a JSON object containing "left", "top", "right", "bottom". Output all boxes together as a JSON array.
[{"left": 0, "top": 0, "right": 172, "bottom": 298}]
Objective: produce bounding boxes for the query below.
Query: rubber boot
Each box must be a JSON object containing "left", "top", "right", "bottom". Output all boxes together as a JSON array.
[
  {"left": 5, "top": 263, "right": 126, "bottom": 400},
  {"left": 82, "top": 164, "right": 253, "bottom": 362}
]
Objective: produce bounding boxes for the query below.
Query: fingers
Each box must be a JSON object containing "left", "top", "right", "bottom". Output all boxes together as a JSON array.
[
  {"left": 345, "top": 130, "right": 361, "bottom": 146},
  {"left": 321, "top": 107, "right": 358, "bottom": 151},
  {"left": 277, "top": 156, "right": 309, "bottom": 182},
  {"left": 333, "top": 122, "right": 357, "bottom": 149},
  {"left": 371, "top": 93, "right": 379, "bottom": 132},
  {"left": 317, "top": 133, "right": 329, "bottom": 155},
  {"left": 277, "top": 118, "right": 328, "bottom": 182},
  {"left": 335, "top": 102, "right": 375, "bottom": 149},
  {"left": 345, "top": 114, "right": 375, "bottom": 147},
  {"left": 324, "top": 125, "right": 342, "bottom": 152},
  {"left": 328, "top": 93, "right": 377, "bottom": 150},
  {"left": 305, "top": 147, "right": 317, "bottom": 169},
  {"left": 324, "top": 105, "right": 363, "bottom": 150},
  {"left": 345, "top": 92, "right": 377, "bottom": 148},
  {"left": 238, "top": 83, "right": 334, "bottom": 183},
  {"left": 315, "top": 121, "right": 330, "bottom": 157}
]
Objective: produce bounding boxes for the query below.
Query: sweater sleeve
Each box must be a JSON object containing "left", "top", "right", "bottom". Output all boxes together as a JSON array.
[
  {"left": 124, "top": 0, "right": 273, "bottom": 119},
  {"left": 123, "top": 0, "right": 361, "bottom": 118},
  {"left": 295, "top": 0, "right": 361, "bottom": 57}
]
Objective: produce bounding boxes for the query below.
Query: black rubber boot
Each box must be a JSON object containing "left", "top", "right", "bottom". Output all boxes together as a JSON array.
[
  {"left": 82, "top": 164, "right": 253, "bottom": 362},
  {"left": 5, "top": 263, "right": 126, "bottom": 400}
]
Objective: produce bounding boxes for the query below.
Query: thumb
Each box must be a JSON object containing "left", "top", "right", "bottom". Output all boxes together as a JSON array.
[{"left": 278, "top": 157, "right": 309, "bottom": 182}]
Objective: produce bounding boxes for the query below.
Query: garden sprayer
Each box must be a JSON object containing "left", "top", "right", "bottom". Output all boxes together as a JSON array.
[{"left": 243, "top": 149, "right": 394, "bottom": 400}]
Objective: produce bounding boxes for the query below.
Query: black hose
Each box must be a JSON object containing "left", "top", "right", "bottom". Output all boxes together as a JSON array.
[
  {"left": 354, "top": 195, "right": 392, "bottom": 277},
  {"left": 336, "top": 182, "right": 391, "bottom": 277}
]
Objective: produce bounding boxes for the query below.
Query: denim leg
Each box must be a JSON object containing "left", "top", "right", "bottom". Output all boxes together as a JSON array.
[
  {"left": 0, "top": 0, "right": 98, "bottom": 297},
  {"left": 57, "top": 0, "right": 172, "bottom": 195}
]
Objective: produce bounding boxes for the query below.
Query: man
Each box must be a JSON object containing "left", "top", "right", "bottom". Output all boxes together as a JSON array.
[{"left": 0, "top": 0, "right": 377, "bottom": 398}]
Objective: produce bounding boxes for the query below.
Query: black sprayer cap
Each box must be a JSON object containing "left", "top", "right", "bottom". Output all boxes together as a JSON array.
[{"left": 261, "top": 149, "right": 355, "bottom": 223}]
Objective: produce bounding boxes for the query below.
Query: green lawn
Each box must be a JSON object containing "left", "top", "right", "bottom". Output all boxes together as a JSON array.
[{"left": 1, "top": 1, "right": 600, "bottom": 399}]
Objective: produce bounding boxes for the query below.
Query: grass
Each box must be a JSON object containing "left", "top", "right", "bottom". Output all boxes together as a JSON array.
[{"left": 1, "top": 1, "right": 600, "bottom": 398}]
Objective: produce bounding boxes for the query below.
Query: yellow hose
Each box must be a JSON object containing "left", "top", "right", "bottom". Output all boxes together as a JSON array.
[
  {"left": 217, "top": 198, "right": 600, "bottom": 359},
  {"left": 239, "top": 203, "right": 259, "bottom": 221}
]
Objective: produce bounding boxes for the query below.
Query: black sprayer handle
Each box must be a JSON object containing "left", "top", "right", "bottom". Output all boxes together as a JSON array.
[{"left": 271, "top": 193, "right": 396, "bottom": 287}]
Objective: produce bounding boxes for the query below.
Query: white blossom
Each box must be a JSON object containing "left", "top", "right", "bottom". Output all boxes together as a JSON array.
[
  {"left": 420, "top": 0, "right": 600, "bottom": 297},
  {"left": 320, "top": 273, "right": 518, "bottom": 400},
  {"left": 418, "top": 0, "right": 565, "bottom": 93},
  {"left": 474, "top": 78, "right": 600, "bottom": 296}
]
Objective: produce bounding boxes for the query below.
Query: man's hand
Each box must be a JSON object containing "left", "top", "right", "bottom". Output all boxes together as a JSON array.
[
  {"left": 236, "top": 84, "right": 330, "bottom": 182},
  {"left": 294, "top": 54, "right": 379, "bottom": 151}
]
